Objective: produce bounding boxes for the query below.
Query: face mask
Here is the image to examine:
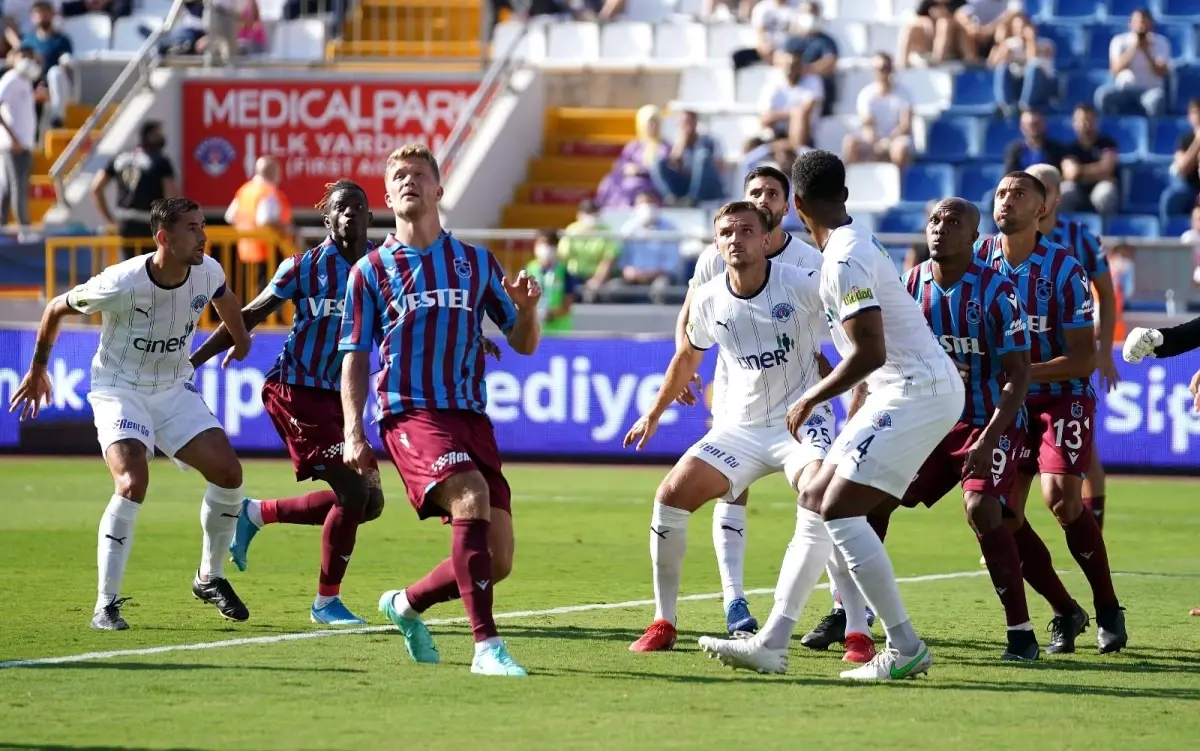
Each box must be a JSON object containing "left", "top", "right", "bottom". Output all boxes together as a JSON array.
[
  {"left": 17, "top": 58, "right": 42, "bottom": 80},
  {"left": 534, "top": 243, "right": 556, "bottom": 265},
  {"left": 793, "top": 13, "right": 817, "bottom": 33},
  {"left": 635, "top": 203, "right": 658, "bottom": 224},
  {"left": 577, "top": 213, "right": 597, "bottom": 228},
  {"left": 145, "top": 136, "right": 166, "bottom": 151}
]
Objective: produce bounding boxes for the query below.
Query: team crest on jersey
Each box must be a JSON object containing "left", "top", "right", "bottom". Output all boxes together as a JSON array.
[
  {"left": 1035, "top": 278, "right": 1053, "bottom": 302},
  {"left": 190, "top": 295, "right": 209, "bottom": 313},
  {"left": 453, "top": 258, "right": 472, "bottom": 279},
  {"left": 771, "top": 302, "right": 795, "bottom": 322},
  {"left": 193, "top": 137, "right": 236, "bottom": 178},
  {"left": 805, "top": 412, "right": 826, "bottom": 427},
  {"left": 965, "top": 300, "right": 982, "bottom": 324},
  {"left": 871, "top": 411, "right": 892, "bottom": 431},
  {"left": 998, "top": 435, "right": 1011, "bottom": 452},
  {"left": 183, "top": 381, "right": 199, "bottom": 394},
  {"left": 1071, "top": 402, "right": 1083, "bottom": 419}
]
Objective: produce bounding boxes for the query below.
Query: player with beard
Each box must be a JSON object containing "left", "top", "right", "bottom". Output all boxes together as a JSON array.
[{"left": 976, "top": 172, "right": 1128, "bottom": 654}]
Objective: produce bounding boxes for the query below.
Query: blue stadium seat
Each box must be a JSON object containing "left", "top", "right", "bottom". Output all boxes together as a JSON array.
[
  {"left": 1156, "top": 23, "right": 1195, "bottom": 61},
  {"left": 925, "top": 116, "right": 977, "bottom": 162},
  {"left": 1062, "top": 70, "right": 1108, "bottom": 112},
  {"left": 1151, "top": 118, "right": 1190, "bottom": 161},
  {"left": 1051, "top": 0, "right": 1101, "bottom": 21},
  {"left": 1122, "top": 164, "right": 1171, "bottom": 214},
  {"left": 1106, "top": 214, "right": 1162, "bottom": 237},
  {"left": 1037, "top": 25, "right": 1084, "bottom": 70},
  {"left": 1172, "top": 66, "right": 1200, "bottom": 114},
  {"left": 1086, "top": 25, "right": 1122, "bottom": 69},
  {"left": 1164, "top": 216, "right": 1191, "bottom": 237},
  {"left": 950, "top": 68, "right": 995, "bottom": 114},
  {"left": 1107, "top": 0, "right": 1151, "bottom": 17},
  {"left": 1099, "top": 115, "right": 1149, "bottom": 162},
  {"left": 982, "top": 118, "right": 1020, "bottom": 161},
  {"left": 1062, "top": 212, "right": 1103, "bottom": 237},
  {"left": 878, "top": 209, "right": 928, "bottom": 234},
  {"left": 1046, "top": 114, "right": 1075, "bottom": 144},
  {"left": 1161, "top": 0, "right": 1200, "bottom": 22},
  {"left": 958, "top": 163, "right": 1006, "bottom": 202},
  {"left": 902, "top": 163, "right": 956, "bottom": 203}
]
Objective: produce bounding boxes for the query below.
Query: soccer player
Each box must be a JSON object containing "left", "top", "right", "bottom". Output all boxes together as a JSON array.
[
  {"left": 672, "top": 165, "right": 830, "bottom": 637},
  {"left": 339, "top": 144, "right": 542, "bottom": 677},
  {"left": 699, "top": 151, "right": 964, "bottom": 679},
  {"left": 1027, "top": 163, "right": 1119, "bottom": 531},
  {"left": 189, "top": 180, "right": 384, "bottom": 626},
  {"left": 977, "top": 171, "right": 1128, "bottom": 654},
  {"left": 624, "top": 200, "right": 834, "bottom": 654},
  {"left": 8, "top": 197, "right": 254, "bottom": 630}
]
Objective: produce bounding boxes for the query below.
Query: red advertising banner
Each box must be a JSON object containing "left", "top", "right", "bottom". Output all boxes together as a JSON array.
[{"left": 181, "top": 79, "right": 479, "bottom": 211}]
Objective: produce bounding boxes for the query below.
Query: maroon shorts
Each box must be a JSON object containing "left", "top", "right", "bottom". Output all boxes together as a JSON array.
[
  {"left": 1018, "top": 393, "right": 1095, "bottom": 477},
  {"left": 379, "top": 408, "right": 511, "bottom": 521},
  {"left": 900, "top": 421, "right": 1025, "bottom": 509},
  {"left": 262, "top": 380, "right": 375, "bottom": 481}
]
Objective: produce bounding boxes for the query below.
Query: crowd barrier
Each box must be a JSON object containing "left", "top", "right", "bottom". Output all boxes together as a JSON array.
[{"left": 1, "top": 328, "right": 1198, "bottom": 471}]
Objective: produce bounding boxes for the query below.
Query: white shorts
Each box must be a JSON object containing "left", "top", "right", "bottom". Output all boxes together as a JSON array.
[
  {"left": 88, "top": 382, "right": 222, "bottom": 460},
  {"left": 685, "top": 404, "right": 835, "bottom": 501},
  {"left": 826, "top": 388, "right": 964, "bottom": 499}
]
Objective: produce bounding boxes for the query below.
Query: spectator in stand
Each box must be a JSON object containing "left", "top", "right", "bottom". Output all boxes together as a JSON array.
[
  {"left": 991, "top": 14, "right": 1055, "bottom": 116},
  {"left": 559, "top": 199, "right": 619, "bottom": 294},
  {"left": 225, "top": 155, "right": 293, "bottom": 290},
  {"left": 596, "top": 105, "right": 667, "bottom": 209},
  {"left": 1183, "top": 205, "right": 1200, "bottom": 287},
  {"left": 651, "top": 110, "right": 725, "bottom": 207},
  {"left": 0, "top": 46, "right": 40, "bottom": 228},
  {"left": 1095, "top": 7, "right": 1169, "bottom": 118},
  {"left": 618, "top": 191, "right": 680, "bottom": 291},
  {"left": 160, "top": 1, "right": 206, "bottom": 55},
  {"left": 758, "top": 47, "right": 823, "bottom": 149},
  {"left": 733, "top": 0, "right": 796, "bottom": 71},
  {"left": 1162, "top": 97, "right": 1200, "bottom": 224},
  {"left": 22, "top": 1, "right": 74, "bottom": 130},
  {"left": 1003, "top": 109, "right": 1066, "bottom": 173},
  {"left": 898, "top": 0, "right": 968, "bottom": 68},
  {"left": 1107, "top": 242, "right": 1135, "bottom": 317},
  {"left": 701, "top": 0, "right": 753, "bottom": 23},
  {"left": 844, "top": 52, "right": 913, "bottom": 168},
  {"left": 526, "top": 228, "right": 576, "bottom": 333},
  {"left": 60, "top": 0, "right": 132, "bottom": 22},
  {"left": 955, "top": 0, "right": 1020, "bottom": 65},
  {"left": 92, "top": 120, "right": 178, "bottom": 256},
  {"left": 787, "top": 2, "right": 838, "bottom": 114},
  {"left": 1060, "top": 103, "right": 1120, "bottom": 217}
]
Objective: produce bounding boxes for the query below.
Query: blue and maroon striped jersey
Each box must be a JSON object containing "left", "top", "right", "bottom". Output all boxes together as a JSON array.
[
  {"left": 266, "top": 236, "right": 373, "bottom": 391},
  {"left": 1049, "top": 217, "right": 1109, "bottom": 280},
  {"left": 904, "top": 261, "right": 1030, "bottom": 427},
  {"left": 338, "top": 231, "right": 519, "bottom": 417},
  {"left": 974, "top": 233, "right": 1095, "bottom": 398}
]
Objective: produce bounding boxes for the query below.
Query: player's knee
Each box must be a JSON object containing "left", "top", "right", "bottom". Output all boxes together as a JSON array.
[
  {"left": 492, "top": 549, "right": 513, "bottom": 582},
  {"left": 442, "top": 470, "right": 491, "bottom": 520},
  {"left": 362, "top": 490, "right": 385, "bottom": 523},
  {"left": 204, "top": 458, "right": 243, "bottom": 491},
  {"left": 1045, "top": 493, "right": 1082, "bottom": 525},
  {"left": 113, "top": 470, "right": 149, "bottom": 502},
  {"left": 964, "top": 492, "right": 1002, "bottom": 534}
]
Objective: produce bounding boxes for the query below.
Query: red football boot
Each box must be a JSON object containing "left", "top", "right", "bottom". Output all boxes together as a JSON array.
[{"left": 629, "top": 619, "right": 677, "bottom": 652}]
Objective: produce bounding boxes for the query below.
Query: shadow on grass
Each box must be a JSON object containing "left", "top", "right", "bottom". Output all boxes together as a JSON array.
[
  {"left": 0, "top": 746, "right": 217, "bottom": 751},
  {"left": 7, "top": 662, "right": 365, "bottom": 673}
]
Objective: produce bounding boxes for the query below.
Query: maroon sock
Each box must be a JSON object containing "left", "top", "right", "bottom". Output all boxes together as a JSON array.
[
  {"left": 1082, "top": 495, "right": 1106, "bottom": 531},
  {"left": 317, "top": 503, "right": 363, "bottom": 597},
  {"left": 405, "top": 558, "right": 461, "bottom": 613},
  {"left": 261, "top": 490, "right": 338, "bottom": 526},
  {"left": 978, "top": 527, "right": 1030, "bottom": 627},
  {"left": 451, "top": 519, "right": 497, "bottom": 642},
  {"left": 1012, "top": 521, "right": 1076, "bottom": 615},
  {"left": 1063, "top": 510, "right": 1118, "bottom": 611}
]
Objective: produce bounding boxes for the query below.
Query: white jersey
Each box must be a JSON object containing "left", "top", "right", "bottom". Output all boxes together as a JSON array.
[
  {"left": 686, "top": 262, "right": 824, "bottom": 428},
  {"left": 819, "top": 221, "right": 959, "bottom": 396},
  {"left": 689, "top": 234, "right": 824, "bottom": 424},
  {"left": 66, "top": 255, "right": 228, "bottom": 395}
]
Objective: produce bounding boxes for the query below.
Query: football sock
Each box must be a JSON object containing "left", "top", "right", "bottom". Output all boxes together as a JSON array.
[
  {"left": 406, "top": 559, "right": 460, "bottom": 613},
  {"left": 451, "top": 519, "right": 498, "bottom": 642},
  {"left": 826, "top": 516, "right": 920, "bottom": 655},
  {"left": 1063, "top": 510, "right": 1118, "bottom": 611},
  {"left": 96, "top": 495, "right": 140, "bottom": 613},
  {"left": 760, "top": 507, "right": 832, "bottom": 651},
  {"left": 393, "top": 589, "right": 421, "bottom": 619},
  {"left": 828, "top": 574, "right": 842, "bottom": 610},
  {"left": 314, "top": 594, "right": 338, "bottom": 609},
  {"left": 712, "top": 502, "right": 748, "bottom": 610},
  {"left": 318, "top": 502, "right": 363, "bottom": 599},
  {"left": 245, "top": 499, "right": 264, "bottom": 527},
  {"left": 1011, "top": 521, "right": 1076, "bottom": 615},
  {"left": 828, "top": 544, "right": 871, "bottom": 636},
  {"left": 200, "top": 484, "right": 243, "bottom": 581},
  {"left": 260, "top": 490, "right": 338, "bottom": 526},
  {"left": 650, "top": 503, "right": 690, "bottom": 624},
  {"left": 978, "top": 526, "right": 1031, "bottom": 628},
  {"left": 1082, "top": 495, "right": 1106, "bottom": 531}
]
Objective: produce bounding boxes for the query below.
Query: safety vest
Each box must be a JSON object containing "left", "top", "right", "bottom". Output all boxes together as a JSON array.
[
  {"left": 231, "top": 178, "right": 292, "bottom": 264},
  {"left": 1104, "top": 278, "right": 1126, "bottom": 344}
]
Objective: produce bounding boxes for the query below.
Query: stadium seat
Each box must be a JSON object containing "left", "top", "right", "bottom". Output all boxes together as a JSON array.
[
  {"left": 981, "top": 117, "right": 1020, "bottom": 161},
  {"left": 600, "top": 22, "right": 653, "bottom": 60},
  {"left": 623, "top": 0, "right": 671, "bottom": 22},
  {"left": 902, "top": 163, "right": 955, "bottom": 203},
  {"left": 824, "top": 19, "right": 869, "bottom": 58},
  {"left": 1156, "top": 23, "right": 1195, "bottom": 61},
  {"left": 734, "top": 65, "right": 771, "bottom": 106},
  {"left": 878, "top": 208, "right": 927, "bottom": 234},
  {"left": 1160, "top": 0, "right": 1200, "bottom": 22},
  {"left": 1086, "top": 25, "right": 1123, "bottom": 69},
  {"left": 491, "top": 21, "right": 547, "bottom": 61},
  {"left": 845, "top": 163, "right": 901, "bottom": 212},
  {"left": 110, "top": 15, "right": 156, "bottom": 54},
  {"left": 707, "top": 22, "right": 754, "bottom": 61},
  {"left": 547, "top": 22, "right": 599, "bottom": 61},
  {"left": 923, "top": 116, "right": 977, "bottom": 162},
  {"left": 1062, "top": 212, "right": 1103, "bottom": 238},
  {"left": 949, "top": 68, "right": 994, "bottom": 115},
  {"left": 891, "top": 0, "right": 922, "bottom": 16},
  {"left": 676, "top": 66, "right": 735, "bottom": 104},
  {"left": 867, "top": 22, "right": 901, "bottom": 57},
  {"left": 270, "top": 19, "right": 326, "bottom": 61},
  {"left": 827, "top": 0, "right": 891, "bottom": 22},
  {"left": 1122, "top": 164, "right": 1171, "bottom": 214},
  {"left": 1164, "top": 216, "right": 1191, "bottom": 237},
  {"left": 958, "top": 163, "right": 1006, "bottom": 202},
  {"left": 1151, "top": 118, "right": 1190, "bottom": 161},
  {"left": 1045, "top": 114, "right": 1075, "bottom": 145},
  {"left": 1037, "top": 25, "right": 1083, "bottom": 70},
  {"left": 1062, "top": 70, "right": 1108, "bottom": 111},
  {"left": 62, "top": 13, "right": 111, "bottom": 57},
  {"left": 1051, "top": 0, "right": 1101, "bottom": 21},
  {"left": 1099, "top": 116, "right": 1149, "bottom": 162},
  {"left": 1022, "top": 0, "right": 1044, "bottom": 19},
  {"left": 813, "top": 115, "right": 859, "bottom": 153},
  {"left": 255, "top": 0, "right": 285, "bottom": 21},
  {"left": 1171, "top": 65, "right": 1200, "bottom": 114},
  {"left": 654, "top": 22, "right": 706, "bottom": 62},
  {"left": 894, "top": 68, "right": 954, "bottom": 115},
  {"left": 1107, "top": 0, "right": 1148, "bottom": 16},
  {"left": 833, "top": 69, "right": 874, "bottom": 116},
  {"left": 661, "top": 207, "right": 708, "bottom": 233},
  {"left": 706, "top": 114, "right": 759, "bottom": 155},
  {"left": 1106, "top": 214, "right": 1162, "bottom": 237}
]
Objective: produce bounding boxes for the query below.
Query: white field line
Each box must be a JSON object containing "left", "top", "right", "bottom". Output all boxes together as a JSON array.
[{"left": 0, "top": 570, "right": 993, "bottom": 669}]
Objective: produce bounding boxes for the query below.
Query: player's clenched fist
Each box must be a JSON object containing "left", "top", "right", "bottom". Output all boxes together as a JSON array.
[
  {"left": 343, "top": 432, "right": 375, "bottom": 474},
  {"left": 503, "top": 270, "right": 542, "bottom": 310}
]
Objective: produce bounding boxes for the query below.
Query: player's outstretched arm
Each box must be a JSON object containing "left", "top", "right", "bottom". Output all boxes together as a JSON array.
[
  {"left": 1152, "top": 315, "right": 1200, "bottom": 359},
  {"left": 624, "top": 343, "right": 705, "bottom": 450},
  {"left": 1090, "top": 271, "right": 1120, "bottom": 391},
  {"left": 191, "top": 287, "right": 285, "bottom": 369},
  {"left": 9, "top": 294, "right": 85, "bottom": 420},
  {"left": 340, "top": 350, "right": 374, "bottom": 472},
  {"left": 786, "top": 309, "right": 886, "bottom": 436},
  {"left": 209, "top": 289, "right": 253, "bottom": 367}
]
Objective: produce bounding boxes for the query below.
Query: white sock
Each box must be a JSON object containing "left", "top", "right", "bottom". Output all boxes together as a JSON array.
[
  {"left": 314, "top": 594, "right": 338, "bottom": 609},
  {"left": 394, "top": 589, "right": 420, "bottom": 619},
  {"left": 712, "top": 502, "right": 748, "bottom": 610},
  {"left": 200, "top": 484, "right": 244, "bottom": 581},
  {"left": 1009, "top": 622, "right": 1034, "bottom": 632},
  {"left": 828, "top": 566, "right": 843, "bottom": 610},
  {"left": 826, "top": 517, "right": 920, "bottom": 655},
  {"left": 96, "top": 495, "right": 141, "bottom": 613},
  {"left": 245, "top": 499, "right": 264, "bottom": 527},
  {"left": 650, "top": 502, "right": 691, "bottom": 624},
  {"left": 475, "top": 636, "right": 502, "bottom": 654},
  {"left": 759, "top": 507, "right": 833, "bottom": 651},
  {"left": 828, "top": 544, "right": 870, "bottom": 637}
]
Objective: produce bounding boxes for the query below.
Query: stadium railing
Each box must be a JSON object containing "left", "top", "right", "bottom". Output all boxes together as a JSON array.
[{"left": 45, "top": 228, "right": 299, "bottom": 327}]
